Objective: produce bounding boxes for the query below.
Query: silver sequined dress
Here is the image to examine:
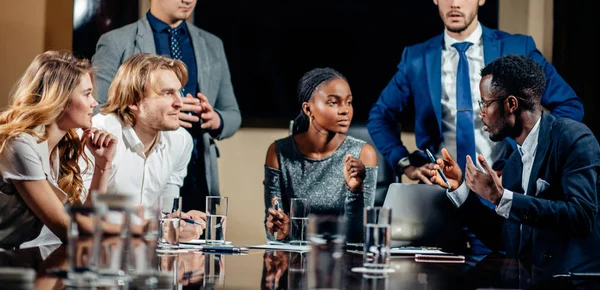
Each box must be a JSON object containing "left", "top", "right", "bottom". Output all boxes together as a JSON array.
[{"left": 263, "top": 135, "right": 377, "bottom": 242}]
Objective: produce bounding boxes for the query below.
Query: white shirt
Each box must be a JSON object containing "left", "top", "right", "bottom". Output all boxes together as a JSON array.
[
  {"left": 0, "top": 127, "right": 69, "bottom": 249},
  {"left": 439, "top": 23, "right": 501, "bottom": 164},
  {"left": 446, "top": 117, "right": 542, "bottom": 219},
  {"left": 82, "top": 114, "right": 193, "bottom": 212}
]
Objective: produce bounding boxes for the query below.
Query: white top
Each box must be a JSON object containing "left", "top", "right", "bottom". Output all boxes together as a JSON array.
[
  {"left": 446, "top": 117, "right": 542, "bottom": 219},
  {"left": 0, "top": 127, "right": 69, "bottom": 248},
  {"left": 439, "top": 23, "right": 501, "bottom": 164},
  {"left": 82, "top": 114, "right": 193, "bottom": 212}
]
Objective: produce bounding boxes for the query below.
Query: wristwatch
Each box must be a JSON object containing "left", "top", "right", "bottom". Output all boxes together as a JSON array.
[{"left": 397, "top": 157, "right": 411, "bottom": 174}]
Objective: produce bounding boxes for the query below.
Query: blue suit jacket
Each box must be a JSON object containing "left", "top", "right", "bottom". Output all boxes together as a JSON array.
[
  {"left": 458, "top": 112, "right": 600, "bottom": 273},
  {"left": 367, "top": 25, "right": 584, "bottom": 170}
]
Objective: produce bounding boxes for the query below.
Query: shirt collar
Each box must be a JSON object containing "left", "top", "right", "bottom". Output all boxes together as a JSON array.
[
  {"left": 146, "top": 11, "right": 189, "bottom": 35},
  {"left": 122, "top": 125, "right": 167, "bottom": 157},
  {"left": 444, "top": 22, "right": 482, "bottom": 50},
  {"left": 518, "top": 116, "right": 542, "bottom": 157}
]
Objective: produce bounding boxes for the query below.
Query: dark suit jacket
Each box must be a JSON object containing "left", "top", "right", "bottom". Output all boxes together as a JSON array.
[
  {"left": 91, "top": 15, "right": 242, "bottom": 196},
  {"left": 367, "top": 25, "right": 584, "bottom": 170},
  {"left": 458, "top": 112, "right": 600, "bottom": 273}
]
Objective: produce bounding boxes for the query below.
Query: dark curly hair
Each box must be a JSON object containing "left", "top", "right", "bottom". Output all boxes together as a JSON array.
[{"left": 480, "top": 54, "right": 546, "bottom": 112}]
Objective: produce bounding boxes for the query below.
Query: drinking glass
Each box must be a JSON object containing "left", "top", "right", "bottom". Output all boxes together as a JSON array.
[
  {"left": 65, "top": 203, "right": 105, "bottom": 283},
  {"left": 93, "top": 193, "right": 136, "bottom": 279},
  {"left": 363, "top": 207, "right": 392, "bottom": 278},
  {"left": 307, "top": 214, "right": 345, "bottom": 290},
  {"left": 205, "top": 196, "right": 228, "bottom": 245},
  {"left": 289, "top": 198, "right": 309, "bottom": 245},
  {"left": 158, "top": 196, "right": 182, "bottom": 249}
]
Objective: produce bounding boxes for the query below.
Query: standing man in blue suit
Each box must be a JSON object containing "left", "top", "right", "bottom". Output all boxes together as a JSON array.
[
  {"left": 92, "top": 0, "right": 241, "bottom": 213},
  {"left": 367, "top": 0, "right": 582, "bottom": 183},
  {"left": 432, "top": 55, "right": 600, "bottom": 285},
  {"left": 367, "top": 0, "right": 583, "bottom": 254}
]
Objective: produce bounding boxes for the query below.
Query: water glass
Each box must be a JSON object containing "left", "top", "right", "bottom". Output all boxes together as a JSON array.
[
  {"left": 307, "top": 214, "right": 346, "bottom": 290},
  {"left": 290, "top": 198, "right": 309, "bottom": 245},
  {"left": 363, "top": 207, "right": 392, "bottom": 277},
  {"left": 158, "top": 196, "right": 183, "bottom": 249},
  {"left": 205, "top": 196, "right": 228, "bottom": 244},
  {"left": 93, "top": 193, "right": 136, "bottom": 278},
  {"left": 65, "top": 204, "right": 105, "bottom": 282}
]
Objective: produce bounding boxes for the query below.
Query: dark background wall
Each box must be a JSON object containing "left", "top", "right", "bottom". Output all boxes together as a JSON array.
[
  {"left": 194, "top": 0, "right": 499, "bottom": 128},
  {"left": 553, "top": 0, "right": 599, "bottom": 138}
]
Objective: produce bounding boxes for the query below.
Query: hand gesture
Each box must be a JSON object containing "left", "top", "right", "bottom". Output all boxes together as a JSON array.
[
  {"left": 430, "top": 148, "right": 463, "bottom": 190},
  {"left": 465, "top": 154, "right": 504, "bottom": 205},
  {"left": 343, "top": 154, "right": 366, "bottom": 192},
  {"left": 179, "top": 211, "right": 206, "bottom": 242},
  {"left": 404, "top": 163, "right": 439, "bottom": 184},
  {"left": 84, "top": 128, "right": 117, "bottom": 169},
  {"left": 179, "top": 94, "right": 202, "bottom": 128},
  {"left": 178, "top": 93, "right": 221, "bottom": 130},
  {"left": 266, "top": 197, "right": 290, "bottom": 240}
]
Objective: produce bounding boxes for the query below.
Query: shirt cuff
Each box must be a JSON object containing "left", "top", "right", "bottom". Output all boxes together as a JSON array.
[
  {"left": 495, "top": 189, "right": 514, "bottom": 219},
  {"left": 446, "top": 182, "right": 469, "bottom": 207},
  {"left": 208, "top": 111, "right": 224, "bottom": 138}
]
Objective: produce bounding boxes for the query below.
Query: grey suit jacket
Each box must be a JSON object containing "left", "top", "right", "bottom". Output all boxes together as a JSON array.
[{"left": 92, "top": 15, "right": 241, "bottom": 196}]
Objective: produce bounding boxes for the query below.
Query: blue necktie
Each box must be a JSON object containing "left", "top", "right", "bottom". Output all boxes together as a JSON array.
[
  {"left": 453, "top": 42, "right": 475, "bottom": 174},
  {"left": 169, "top": 27, "right": 184, "bottom": 95}
]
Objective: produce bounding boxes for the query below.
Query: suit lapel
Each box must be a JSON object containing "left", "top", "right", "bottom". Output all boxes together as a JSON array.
[
  {"left": 135, "top": 16, "right": 157, "bottom": 54},
  {"left": 481, "top": 25, "right": 500, "bottom": 65},
  {"left": 425, "top": 35, "right": 443, "bottom": 131},
  {"left": 502, "top": 153, "right": 523, "bottom": 254},
  {"left": 188, "top": 25, "right": 209, "bottom": 96},
  {"left": 526, "top": 112, "right": 553, "bottom": 198},
  {"left": 519, "top": 112, "right": 554, "bottom": 254}
]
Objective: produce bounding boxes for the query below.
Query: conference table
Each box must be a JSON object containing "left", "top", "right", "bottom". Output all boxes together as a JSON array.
[{"left": 0, "top": 239, "right": 586, "bottom": 290}]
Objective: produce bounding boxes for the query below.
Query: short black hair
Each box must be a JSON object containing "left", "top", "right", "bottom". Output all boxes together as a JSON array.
[{"left": 480, "top": 54, "right": 546, "bottom": 112}]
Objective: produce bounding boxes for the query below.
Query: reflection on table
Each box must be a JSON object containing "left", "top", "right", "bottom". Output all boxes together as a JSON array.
[{"left": 0, "top": 239, "right": 596, "bottom": 289}]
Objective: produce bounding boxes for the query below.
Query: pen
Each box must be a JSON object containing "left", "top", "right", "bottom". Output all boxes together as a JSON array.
[
  {"left": 273, "top": 199, "right": 280, "bottom": 240},
  {"left": 553, "top": 272, "right": 600, "bottom": 279},
  {"left": 426, "top": 149, "right": 451, "bottom": 189},
  {"left": 200, "top": 246, "right": 248, "bottom": 253},
  {"left": 183, "top": 218, "right": 203, "bottom": 226}
]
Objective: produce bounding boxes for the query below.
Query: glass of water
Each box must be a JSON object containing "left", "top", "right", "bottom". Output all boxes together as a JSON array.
[
  {"left": 205, "top": 196, "right": 228, "bottom": 244},
  {"left": 158, "top": 196, "right": 182, "bottom": 249},
  {"left": 363, "top": 207, "right": 392, "bottom": 277},
  {"left": 289, "top": 198, "right": 309, "bottom": 245},
  {"left": 307, "top": 214, "right": 346, "bottom": 290}
]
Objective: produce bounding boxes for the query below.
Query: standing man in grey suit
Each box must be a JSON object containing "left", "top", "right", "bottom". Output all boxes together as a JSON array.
[{"left": 92, "top": 0, "right": 241, "bottom": 212}]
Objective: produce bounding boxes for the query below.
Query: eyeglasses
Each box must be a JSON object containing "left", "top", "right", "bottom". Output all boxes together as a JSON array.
[{"left": 478, "top": 97, "right": 508, "bottom": 111}]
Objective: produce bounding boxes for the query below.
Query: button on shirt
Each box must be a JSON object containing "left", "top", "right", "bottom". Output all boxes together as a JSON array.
[
  {"left": 82, "top": 114, "right": 193, "bottom": 210},
  {"left": 447, "top": 117, "right": 542, "bottom": 218},
  {"left": 440, "top": 23, "right": 501, "bottom": 164},
  {"left": 146, "top": 11, "right": 198, "bottom": 96}
]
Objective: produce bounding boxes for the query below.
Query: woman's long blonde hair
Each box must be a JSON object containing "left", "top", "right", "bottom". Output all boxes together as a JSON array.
[{"left": 0, "top": 50, "right": 94, "bottom": 204}]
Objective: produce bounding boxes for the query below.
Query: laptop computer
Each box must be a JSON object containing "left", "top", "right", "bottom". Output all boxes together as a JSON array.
[{"left": 383, "top": 183, "right": 467, "bottom": 252}]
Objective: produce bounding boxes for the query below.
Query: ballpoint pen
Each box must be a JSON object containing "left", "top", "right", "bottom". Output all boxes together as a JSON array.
[
  {"left": 200, "top": 246, "right": 249, "bottom": 253},
  {"left": 426, "top": 149, "right": 451, "bottom": 189},
  {"left": 553, "top": 272, "right": 600, "bottom": 279},
  {"left": 272, "top": 199, "right": 281, "bottom": 242}
]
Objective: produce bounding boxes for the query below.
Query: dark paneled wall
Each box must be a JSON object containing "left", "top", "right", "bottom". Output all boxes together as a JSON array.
[
  {"left": 194, "top": 0, "right": 499, "bottom": 128},
  {"left": 553, "top": 0, "right": 599, "bottom": 137}
]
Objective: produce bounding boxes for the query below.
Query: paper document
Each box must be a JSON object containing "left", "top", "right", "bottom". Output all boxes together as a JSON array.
[
  {"left": 248, "top": 244, "right": 311, "bottom": 252},
  {"left": 389, "top": 247, "right": 455, "bottom": 255}
]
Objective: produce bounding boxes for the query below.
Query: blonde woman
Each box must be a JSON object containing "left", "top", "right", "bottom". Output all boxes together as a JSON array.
[{"left": 0, "top": 51, "right": 120, "bottom": 249}]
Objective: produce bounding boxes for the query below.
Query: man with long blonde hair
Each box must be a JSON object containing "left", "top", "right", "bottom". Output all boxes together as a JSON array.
[
  {"left": 83, "top": 53, "right": 205, "bottom": 239},
  {"left": 0, "top": 50, "right": 120, "bottom": 249}
]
